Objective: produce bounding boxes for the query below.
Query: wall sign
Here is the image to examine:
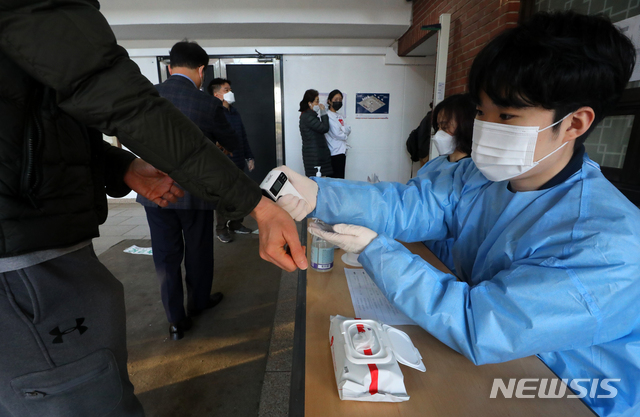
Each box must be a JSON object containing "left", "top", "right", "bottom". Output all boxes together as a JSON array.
[{"left": 355, "top": 93, "right": 390, "bottom": 119}]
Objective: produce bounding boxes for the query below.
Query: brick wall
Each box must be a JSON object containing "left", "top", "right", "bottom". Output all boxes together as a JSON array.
[{"left": 399, "top": 0, "right": 521, "bottom": 96}]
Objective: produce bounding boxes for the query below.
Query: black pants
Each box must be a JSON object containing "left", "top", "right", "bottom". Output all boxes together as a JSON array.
[
  {"left": 144, "top": 207, "right": 214, "bottom": 324},
  {"left": 215, "top": 211, "right": 244, "bottom": 232},
  {"left": 0, "top": 245, "right": 144, "bottom": 417},
  {"left": 330, "top": 154, "right": 346, "bottom": 179}
]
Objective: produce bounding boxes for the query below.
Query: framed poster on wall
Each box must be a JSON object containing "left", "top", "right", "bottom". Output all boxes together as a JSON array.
[{"left": 355, "top": 93, "right": 389, "bottom": 119}]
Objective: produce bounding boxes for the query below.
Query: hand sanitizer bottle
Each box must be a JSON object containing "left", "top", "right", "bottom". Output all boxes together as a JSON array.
[{"left": 310, "top": 219, "right": 334, "bottom": 272}]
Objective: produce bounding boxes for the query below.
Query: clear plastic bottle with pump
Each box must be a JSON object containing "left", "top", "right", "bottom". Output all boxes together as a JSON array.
[{"left": 310, "top": 166, "right": 335, "bottom": 271}]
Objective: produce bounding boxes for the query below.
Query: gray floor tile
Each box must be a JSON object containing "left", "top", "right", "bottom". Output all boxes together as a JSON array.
[
  {"left": 92, "top": 236, "right": 125, "bottom": 256},
  {"left": 258, "top": 372, "right": 291, "bottom": 417},
  {"left": 123, "top": 225, "right": 150, "bottom": 237},
  {"left": 118, "top": 216, "right": 150, "bottom": 226},
  {"left": 102, "top": 216, "right": 130, "bottom": 226},
  {"left": 99, "top": 224, "right": 137, "bottom": 236}
]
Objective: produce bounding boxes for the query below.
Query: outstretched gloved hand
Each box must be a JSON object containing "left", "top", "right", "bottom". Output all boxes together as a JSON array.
[
  {"left": 308, "top": 223, "right": 378, "bottom": 254},
  {"left": 273, "top": 165, "right": 318, "bottom": 221}
]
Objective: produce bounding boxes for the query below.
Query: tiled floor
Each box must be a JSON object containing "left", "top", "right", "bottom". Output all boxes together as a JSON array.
[
  {"left": 95, "top": 200, "right": 294, "bottom": 417},
  {"left": 94, "top": 201, "right": 150, "bottom": 256}
]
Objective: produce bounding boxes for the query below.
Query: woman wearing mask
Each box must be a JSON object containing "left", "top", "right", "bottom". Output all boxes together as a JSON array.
[
  {"left": 299, "top": 89, "right": 333, "bottom": 177},
  {"left": 414, "top": 93, "right": 476, "bottom": 274},
  {"left": 416, "top": 93, "right": 476, "bottom": 177},
  {"left": 324, "top": 89, "right": 351, "bottom": 178}
]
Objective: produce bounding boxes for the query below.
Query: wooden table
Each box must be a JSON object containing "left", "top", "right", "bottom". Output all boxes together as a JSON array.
[{"left": 289, "top": 227, "right": 596, "bottom": 417}]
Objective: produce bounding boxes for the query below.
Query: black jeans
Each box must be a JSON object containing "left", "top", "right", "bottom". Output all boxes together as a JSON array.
[
  {"left": 215, "top": 210, "right": 244, "bottom": 232},
  {"left": 144, "top": 207, "right": 214, "bottom": 324},
  {"left": 330, "top": 153, "right": 346, "bottom": 179},
  {"left": 0, "top": 245, "right": 144, "bottom": 417}
]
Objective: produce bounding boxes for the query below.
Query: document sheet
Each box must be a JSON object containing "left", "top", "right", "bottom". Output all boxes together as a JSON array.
[{"left": 344, "top": 268, "right": 416, "bottom": 326}]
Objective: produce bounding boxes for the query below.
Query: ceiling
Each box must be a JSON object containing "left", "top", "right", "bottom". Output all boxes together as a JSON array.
[{"left": 100, "top": 0, "right": 414, "bottom": 45}]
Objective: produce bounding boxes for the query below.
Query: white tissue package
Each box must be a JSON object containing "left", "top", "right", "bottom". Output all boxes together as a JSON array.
[{"left": 329, "top": 315, "right": 426, "bottom": 402}]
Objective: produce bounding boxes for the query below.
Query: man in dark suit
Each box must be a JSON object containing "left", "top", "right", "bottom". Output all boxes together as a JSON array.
[{"left": 137, "top": 41, "right": 235, "bottom": 340}]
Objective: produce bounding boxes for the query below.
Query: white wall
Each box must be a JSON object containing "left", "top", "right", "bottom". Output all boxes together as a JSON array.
[
  {"left": 283, "top": 55, "right": 433, "bottom": 183},
  {"left": 120, "top": 48, "right": 433, "bottom": 195},
  {"left": 106, "top": 56, "right": 160, "bottom": 199}
]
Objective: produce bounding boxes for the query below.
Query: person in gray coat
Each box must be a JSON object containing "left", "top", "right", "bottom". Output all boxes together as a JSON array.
[{"left": 299, "top": 89, "right": 333, "bottom": 177}]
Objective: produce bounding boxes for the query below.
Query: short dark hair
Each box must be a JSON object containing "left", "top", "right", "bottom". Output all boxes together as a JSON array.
[
  {"left": 468, "top": 11, "right": 635, "bottom": 148},
  {"left": 207, "top": 78, "right": 231, "bottom": 96},
  {"left": 169, "top": 40, "right": 209, "bottom": 69},
  {"left": 327, "top": 89, "right": 343, "bottom": 105},
  {"left": 433, "top": 94, "right": 476, "bottom": 156},
  {"left": 299, "top": 89, "right": 319, "bottom": 112}
]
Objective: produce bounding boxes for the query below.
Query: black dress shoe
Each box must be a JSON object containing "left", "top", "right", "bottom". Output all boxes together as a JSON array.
[
  {"left": 169, "top": 316, "right": 193, "bottom": 341},
  {"left": 187, "top": 292, "right": 224, "bottom": 317}
]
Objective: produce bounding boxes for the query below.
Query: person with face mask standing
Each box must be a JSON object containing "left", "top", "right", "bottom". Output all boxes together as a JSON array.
[
  {"left": 208, "top": 78, "right": 256, "bottom": 243},
  {"left": 299, "top": 89, "right": 333, "bottom": 177},
  {"left": 324, "top": 89, "right": 351, "bottom": 178},
  {"left": 137, "top": 41, "right": 239, "bottom": 340}
]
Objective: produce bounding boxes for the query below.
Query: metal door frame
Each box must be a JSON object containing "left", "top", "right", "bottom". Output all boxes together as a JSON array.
[{"left": 157, "top": 55, "right": 285, "bottom": 166}]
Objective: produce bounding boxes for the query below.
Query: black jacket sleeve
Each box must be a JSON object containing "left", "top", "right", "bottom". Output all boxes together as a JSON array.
[
  {"left": 101, "top": 140, "right": 137, "bottom": 198},
  {"left": 0, "top": 0, "right": 261, "bottom": 218},
  {"left": 303, "top": 112, "right": 330, "bottom": 134}
]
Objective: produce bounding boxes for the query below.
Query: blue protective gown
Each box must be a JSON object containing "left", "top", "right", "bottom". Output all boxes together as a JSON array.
[
  {"left": 311, "top": 155, "right": 640, "bottom": 417},
  {"left": 413, "top": 155, "right": 475, "bottom": 275}
]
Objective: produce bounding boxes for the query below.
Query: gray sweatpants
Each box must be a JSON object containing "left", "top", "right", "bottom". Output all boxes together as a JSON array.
[{"left": 0, "top": 245, "right": 144, "bottom": 417}]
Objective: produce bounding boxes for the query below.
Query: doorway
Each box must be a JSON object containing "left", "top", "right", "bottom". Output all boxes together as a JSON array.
[{"left": 157, "top": 55, "right": 284, "bottom": 184}]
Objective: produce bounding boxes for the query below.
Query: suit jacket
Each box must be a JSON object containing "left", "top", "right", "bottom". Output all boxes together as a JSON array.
[
  {"left": 137, "top": 75, "right": 240, "bottom": 210},
  {"left": 223, "top": 105, "right": 254, "bottom": 169}
]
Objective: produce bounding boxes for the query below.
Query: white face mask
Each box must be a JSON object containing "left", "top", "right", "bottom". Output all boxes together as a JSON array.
[
  {"left": 432, "top": 130, "right": 456, "bottom": 156},
  {"left": 471, "top": 114, "right": 571, "bottom": 182},
  {"left": 223, "top": 91, "right": 235, "bottom": 104},
  {"left": 313, "top": 105, "right": 320, "bottom": 112}
]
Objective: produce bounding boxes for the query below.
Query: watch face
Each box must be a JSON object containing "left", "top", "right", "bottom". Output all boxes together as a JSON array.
[{"left": 270, "top": 172, "right": 287, "bottom": 196}]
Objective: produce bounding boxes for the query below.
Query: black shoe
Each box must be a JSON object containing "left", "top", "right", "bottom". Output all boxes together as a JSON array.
[
  {"left": 187, "top": 292, "right": 224, "bottom": 317},
  {"left": 169, "top": 316, "right": 193, "bottom": 341},
  {"left": 229, "top": 224, "right": 253, "bottom": 234},
  {"left": 216, "top": 229, "right": 233, "bottom": 243}
]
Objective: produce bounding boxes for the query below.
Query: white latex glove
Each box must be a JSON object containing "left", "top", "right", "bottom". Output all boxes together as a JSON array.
[
  {"left": 274, "top": 165, "right": 318, "bottom": 221},
  {"left": 247, "top": 159, "right": 255, "bottom": 172},
  {"left": 308, "top": 223, "right": 377, "bottom": 254}
]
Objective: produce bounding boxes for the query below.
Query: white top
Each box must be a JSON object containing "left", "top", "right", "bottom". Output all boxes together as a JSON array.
[{"left": 324, "top": 111, "right": 351, "bottom": 156}]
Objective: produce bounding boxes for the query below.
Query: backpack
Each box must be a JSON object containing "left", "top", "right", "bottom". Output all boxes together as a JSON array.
[{"left": 406, "top": 111, "right": 432, "bottom": 162}]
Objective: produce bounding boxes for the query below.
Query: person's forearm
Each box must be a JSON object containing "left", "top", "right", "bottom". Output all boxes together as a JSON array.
[
  {"left": 312, "top": 178, "right": 450, "bottom": 242},
  {"left": 360, "top": 235, "right": 600, "bottom": 366}
]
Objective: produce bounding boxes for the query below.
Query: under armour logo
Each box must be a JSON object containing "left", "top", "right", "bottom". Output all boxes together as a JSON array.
[{"left": 49, "top": 318, "right": 88, "bottom": 344}]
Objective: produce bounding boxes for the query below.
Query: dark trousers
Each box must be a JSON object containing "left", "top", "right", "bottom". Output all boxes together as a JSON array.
[
  {"left": 215, "top": 211, "right": 244, "bottom": 231},
  {"left": 330, "top": 154, "right": 346, "bottom": 179},
  {"left": 144, "top": 207, "right": 214, "bottom": 324},
  {"left": 0, "top": 245, "right": 144, "bottom": 417}
]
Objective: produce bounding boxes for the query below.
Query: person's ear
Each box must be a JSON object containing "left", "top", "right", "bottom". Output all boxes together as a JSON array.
[
  {"left": 168, "top": 66, "right": 174, "bottom": 75},
  {"left": 563, "top": 107, "right": 595, "bottom": 143}
]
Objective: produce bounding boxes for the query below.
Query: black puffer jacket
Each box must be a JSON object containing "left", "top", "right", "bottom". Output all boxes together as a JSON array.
[
  {"left": 0, "top": 0, "right": 261, "bottom": 257},
  {"left": 299, "top": 110, "right": 333, "bottom": 177}
]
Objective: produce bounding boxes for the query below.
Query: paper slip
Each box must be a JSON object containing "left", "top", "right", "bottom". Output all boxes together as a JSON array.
[
  {"left": 123, "top": 245, "right": 153, "bottom": 256},
  {"left": 344, "top": 268, "right": 416, "bottom": 326}
]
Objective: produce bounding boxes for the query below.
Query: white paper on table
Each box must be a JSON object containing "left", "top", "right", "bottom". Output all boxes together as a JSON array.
[
  {"left": 123, "top": 245, "right": 153, "bottom": 255},
  {"left": 344, "top": 268, "right": 416, "bottom": 325}
]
